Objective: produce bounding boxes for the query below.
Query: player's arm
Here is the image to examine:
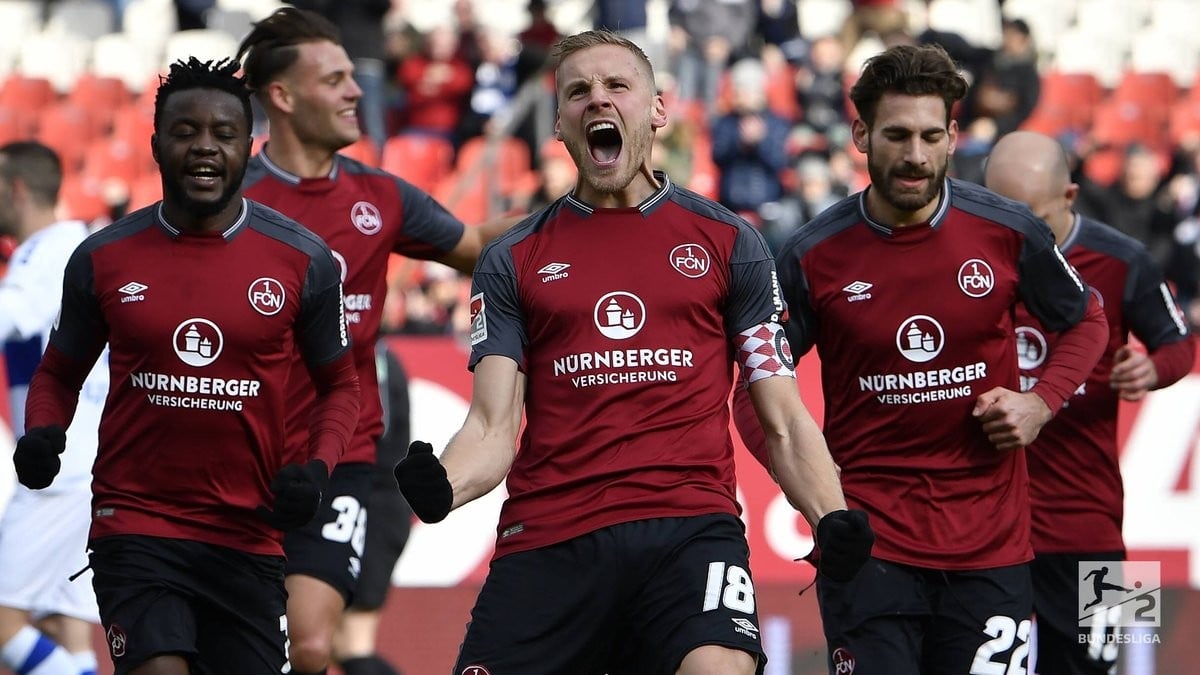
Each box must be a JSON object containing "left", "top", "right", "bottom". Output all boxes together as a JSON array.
[
  {"left": 437, "top": 214, "right": 525, "bottom": 275},
  {"left": 441, "top": 355, "right": 525, "bottom": 507},
  {"left": 1111, "top": 250, "right": 1195, "bottom": 399}
]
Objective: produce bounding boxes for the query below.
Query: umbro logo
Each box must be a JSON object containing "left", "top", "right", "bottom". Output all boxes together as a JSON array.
[
  {"left": 842, "top": 280, "right": 872, "bottom": 302},
  {"left": 119, "top": 281, "right": 148, "bottom": 303},
  {"left": 731, "top": 617, "right": 759, "bottom": 639},
  {"left": 538, "top": 262, "right": 571, "bottom": 283}
]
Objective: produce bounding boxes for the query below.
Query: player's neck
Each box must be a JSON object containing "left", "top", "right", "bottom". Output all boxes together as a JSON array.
[
  {"left": 574, "top": 164, "right": 661, "bottom": 209},
  {"left": 864, "top": 185, "right": 941, "bottom": 228},
  {"left": 17, "top": 208, "right": 56, "bottom": 243},
  {"left": 260, "top": 134, "right": 337, "bottom": 180},
  {"left": 161, "top": 196, "right": 244, "bottom": 234}
]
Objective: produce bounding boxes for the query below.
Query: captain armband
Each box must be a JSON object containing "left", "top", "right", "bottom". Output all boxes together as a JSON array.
[{"left": 734, "top": 321, "right": 796, "bottom": 386}]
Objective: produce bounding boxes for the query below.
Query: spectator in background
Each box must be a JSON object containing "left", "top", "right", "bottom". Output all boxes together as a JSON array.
[
  {"left": 519, "top": 0, "right": 561, "bottom": 70},
  {"left": 712, "top": 58, "right": 790, "bottom": 217},
  {"left": 396, "top": 23, "right": 474, "bottom": 142},
  {"left": 1076, "top": 144, "right": 1176, "bottom": 270},
  {"left": 289, "top": 0, "right": 394, "bottom": 150},
  {"left": 794, "top": 35, "right": 850, "bottom": 145},
  {"left": 759, "top": 152, "right": 844, "bottom": 252},
  {"left": 960, "top": 18, "right": 1040, "bottom": 142},
  {"left": 593, "top": 0, "right": 663, "bottom": 71},
  {"left": 840, "top": 0, "right": 907, "bottom": 53},
  {"left": 668, "top": 0, "right": 757, "bottom": 119},
  {"left": 456, "top": 30, "right": 523, "bottom": 144},
  {"left": 756, "top": 0, "right": 808, "bottom": 65}
]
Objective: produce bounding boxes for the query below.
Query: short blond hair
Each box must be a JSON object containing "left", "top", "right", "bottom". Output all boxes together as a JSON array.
[{"left": 550, "top": 29, "right": 655, "bottom": 84}]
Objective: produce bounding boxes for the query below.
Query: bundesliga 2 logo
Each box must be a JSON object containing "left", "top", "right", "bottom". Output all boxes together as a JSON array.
[{"left": 1077, "top": 561, "right": 1161, "bottom": 628}]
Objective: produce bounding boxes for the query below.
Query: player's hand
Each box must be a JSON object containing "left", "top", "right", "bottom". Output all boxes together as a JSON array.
[
  {"left": 1110, "top": 344, "right": 1157, "bottom": 401},
  {"left": 815, "top": 509, "right": 874, "bottom": 582},
  {"left": 257, "top": 460, "right": 329, "bottom": 531},
  {"left": 393, "top": 441, "right": 452, "bottom": 523},
  {"left": 14, "top": 425, "right": 67, "bottom": 490},
  {"left": 972, "top": 387, "right": 1052, "bottom": 451}
]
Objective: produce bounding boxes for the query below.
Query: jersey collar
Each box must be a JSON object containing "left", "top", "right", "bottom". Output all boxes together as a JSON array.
[
  {"left": 257, "top": 148, "right": 341, "bottom": 186},
  {"left": 156, "top": 198, "right": 250, "bottom": 241},
  {"left": 564, "top": 170, "right": 673, "bottom": 217},
  {"left": 858, "top": 177, "right": 952, "bottom": 236},
  {"left": 1058, "top": 212, "right": 1082, "bottom": 254}
]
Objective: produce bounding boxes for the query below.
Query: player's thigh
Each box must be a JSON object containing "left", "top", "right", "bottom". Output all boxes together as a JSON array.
[
  {"left": 190, "top": 542, "right": 288, "bottom": 673},
  {"left": 817, "top": 558, "right": 929, "bottom": 675},
  {"left": 284, "top": 463, "right": 373, "bottom": 604},
  {"left": 0, "top": 488, "right": 93, "bottom": 618},
  {"left": 1032, "top": 553, "right": 1121, "bottom": 675},
  {"left": 614, "top": 514, "right": 766, "bottom": 675},
  {"left": 454, "top": 534, "right": 626, "bottom": 675},
  {"left": 924, "top": 564, "right": 1033, "bottom": 675},
  {"left": 349, "top": 469, "right": 411, "bottom": 612},
  {"left": 89, "top": 536, "right": 202, "bottom": 674}
]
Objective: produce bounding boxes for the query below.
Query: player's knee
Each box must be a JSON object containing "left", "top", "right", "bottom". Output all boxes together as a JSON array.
[
  {"left": 675, "top": 644, "right": 758, "bottom": 675},
  {"left": 288, "top": 633, "right": 334, "bottom": 673}
]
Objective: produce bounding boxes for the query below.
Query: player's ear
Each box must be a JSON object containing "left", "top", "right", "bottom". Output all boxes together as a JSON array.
[
  {"left": 554, "top": 116, "right": 563, "bottom": 141},
  {"left": 650, "top": 94, "right": 667, "bottom": 130},
  {"left": 265, "top": 81, "right": 293, "bottom": 114}
]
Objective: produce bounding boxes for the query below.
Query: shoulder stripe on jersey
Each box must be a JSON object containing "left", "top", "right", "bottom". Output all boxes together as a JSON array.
[{"left": 156, "top": 198, "right": 249, "bottom": 240}]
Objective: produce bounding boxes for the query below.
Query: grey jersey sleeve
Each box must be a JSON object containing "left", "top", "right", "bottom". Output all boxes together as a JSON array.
[
  {"left": 726, "top": 222, "right": 786, "bottom": 336},
  {"left": 466, "top": 243, "right": 526, "bottom": 371}
]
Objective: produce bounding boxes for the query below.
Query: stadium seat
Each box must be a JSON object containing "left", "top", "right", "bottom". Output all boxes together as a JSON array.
[
  {"left": 434, "top": 171, "right": 490, "bottom": 225},
  {"left": 455, "top": 136, "right": 531, "bottom": 196},
  {"left": 92, "top": 33, "right": 161, "bottom": 95},
  {"left": 121, "top": 0, "right": 177, "bottom": 64},
  {"left": 1089, "top": 99, "right": 1166, "bottom": 149},
  {"left": 81, "top": 136, "right": 145, "bottom": 190},
  {"left": 797, "top": 0, "right": 851, "bottom": 41},
  {"left": 1129, "top": 29, "right": 1199, "bottom": 89},
  {"left": 37, "top": 102, "right": 101, "bottom": 173},
  {"left": 0, "top": 106, "right": 34, "bottom": 145},
  {"left": 16, "top": 31, "right": 90, "bottom": 93},
  {"left": 927, "top": 0, "right": 1003, "bottom": 50},
  {"left": 58, "top": 174, "right": 110, "bottom": 223},
  {"left": 110, "top": 103, "right": 157, "bottom": 172},
  {"left": 0, "top": 75, "right": 56, "bottom": 113},
  {"left": 1019, "top": 101, "right": 1077, "bottom": 138},
  {"left": 1168, "top": 98, "right": 1200, "bottom": 147},
  {"left": 1079, "top": 147, "right": 1126, "bottom": 186},
  {"left": 67, "top": 74, "right": 131, "bottom": 135},
  {"left": 1112, "top": 70, "right": 1178, "bottom": 127},
  {"left": 0, "top": 1, "right": 44, "bottom": 75},
  {"left": 340, "top": 136, "right": 380, "bottom": 168},
  {"left": 45, "top": 0, "right": 116, "bottom": 41},
  {"left": 381, "top": 133, "right": 455, "bottom": 192},
  {"left": 126, "top": 171, "right": 163, "bottom": 212},
  {"left": 1001, "top": 0, "right": 1076, "bottom": 59},
  {"left": 161, "top": 29, "right": 239, "bottom": 71},
  {"left": 1053, "top": 28, "right": 1126, "bottom": 88},
  {"left": 1037, "top": 70, "right": 1103, "bottom": 130}
]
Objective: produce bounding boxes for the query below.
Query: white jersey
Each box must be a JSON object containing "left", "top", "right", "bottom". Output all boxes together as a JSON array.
[{"left": 2, "top": 220, "right": 107, "bottom": 491}]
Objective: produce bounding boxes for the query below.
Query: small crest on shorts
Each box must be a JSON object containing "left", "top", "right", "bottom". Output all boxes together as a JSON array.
[
  {"left": 461, "top": 667, "right": 492, "bottom": 675},
  {"left": 832, "top": 646, "right": 855, "bottom": 674},
  {"left": 106, "top": 624, "right": 127, "bottom": 658}
]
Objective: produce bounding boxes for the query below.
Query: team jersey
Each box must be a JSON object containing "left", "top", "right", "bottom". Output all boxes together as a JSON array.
[
  {"left": 469, "top": 173, "right": 784, "bottom": 559},
  {"left": 1, "top": 220, "right": 107, "bottom": 490},
  {"left": 776, "top": 178, "right": 1092, "bottom": 570},
  {"left": 1017, "top": 214, "right": 1192, "bottom": 554},
  {"left": 25, "top": 200, "right": 353, "bottom": 555},
  {"left": 243, "top": 151, "right": 465, "bottom": 466}
]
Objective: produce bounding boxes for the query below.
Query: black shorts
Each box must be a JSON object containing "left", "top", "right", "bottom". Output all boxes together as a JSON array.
[
  {"left": 454, "top": 513, "right": 767, "bottom": 675},
  {"left": 349, "top": 463, "right": 412, "bottom": 611},
  {"left": 1032, "top": 551, "right": 1123, "bottom": 675},
  {"left": 89, "top": 534, "right": 287, "bottom": 674},
  {"left": 817, "top": 558, "right": 1032, "bottom": 675},
  {"left": 284, "top": 462, "right": 372, "bottom": 603}
]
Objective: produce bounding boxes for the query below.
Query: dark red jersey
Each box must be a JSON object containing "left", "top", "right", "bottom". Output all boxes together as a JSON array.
[
  {"left": 776, "top": 178, "right": 1097, "bottom": 570},
  {"left": 1017, "top": 214, "right": 1193, "bottom": 554},
  {"left": 24, "top": 200, "right": 355, "bottom": 555},
  {"left": 243, "top": 152, "right": 465, "bottom": 465},
  {"left": 469, "top": 174, "right": 784, "bottom": 558}
]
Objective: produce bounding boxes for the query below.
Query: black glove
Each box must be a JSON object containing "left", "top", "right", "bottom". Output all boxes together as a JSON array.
[
  {"left": 815, "top": 509, "right": 874, "bottom": 582},
  {"left": 393, "top": 441, "right": 452, "bottom": 523},
  {"left": 14, "top": 425, "right": 66, "bottom": 490},
  {"left": 257, "top": 460, "right": 329, "bottom": 530}
]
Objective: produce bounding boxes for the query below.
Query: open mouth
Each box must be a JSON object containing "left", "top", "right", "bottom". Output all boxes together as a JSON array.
[
  {"left": 586, "top": 121, "right": 622, "bottom": 166},
  {"left": 184, "top": 164, "right": 222, "bottom": 189}
]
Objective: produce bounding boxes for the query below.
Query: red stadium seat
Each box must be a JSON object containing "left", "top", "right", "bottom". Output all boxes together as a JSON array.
[
  {"left": 1168, "top": 98, "right": 1200, "bottom": 146},
  {"left": 1112, "top": 71, "right": 1178, "bottom": 123},
  {"left": 37, "top": 102, "right": 100, "bottom": 174},
  {"left": 67, "top": 73, "right": 132, "bottom": 134},
  {"left": 1037, "top": 70, "right": 1103, "bottom": 131},
  {"left": 381, "top": 133, "right": 455, "bottom": 192},
  {"left": 434, "top": 171, "right": 489, "bottom": 225},
  {"left": 340, "top": 136, "right": 379, "bottom": 167},
  {"left": 1080, "top": 147, "right": 1126, "bottom": 186},
  {"left": 126, "top": 171, "right": 162, "bottom": 212},
  {"left": 0, "top": 75, "right": 56, "bottom": 113},
  {"left": 455, "top": 136, "right": 531, "bottom": 195},
  {"left": 1019, "top": 101, "right": 1077, "bottom": 138},
  {"left": 1089, "top": 99, "right": 1165, "bottom": 149},
  {"left": 58, "top": 174, "right": 110, "bottom": 223},
  {"left": 110, "top": 103, "right": 156, "bottom": 173},
  {"left": 81, "top": 136, "right": 144, "bottom": 190},
  {"left": 0, "top": 105, "right": 37, "bottom": 145}
]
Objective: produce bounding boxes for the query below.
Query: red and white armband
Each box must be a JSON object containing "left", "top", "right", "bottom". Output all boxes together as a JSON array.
[{"left": 734, "top": 321, "right": 796, "bottom": 386}]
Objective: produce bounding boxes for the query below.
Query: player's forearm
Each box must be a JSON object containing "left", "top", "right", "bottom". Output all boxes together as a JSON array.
[
  {"left": 440, "top": 416, "right": 519, "bottom": 509},
  {"left": 307, "top": 351, "right": 361, "bottom": 469},
  {"left": 24, "top": 345, "right": 89, "bottom": 430},
  {"left": 1149, "top": 336, "right": 1196, "bottom": 389},
  {"left": 767, "top": 413, "right": 847, "bottom": 530}
]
